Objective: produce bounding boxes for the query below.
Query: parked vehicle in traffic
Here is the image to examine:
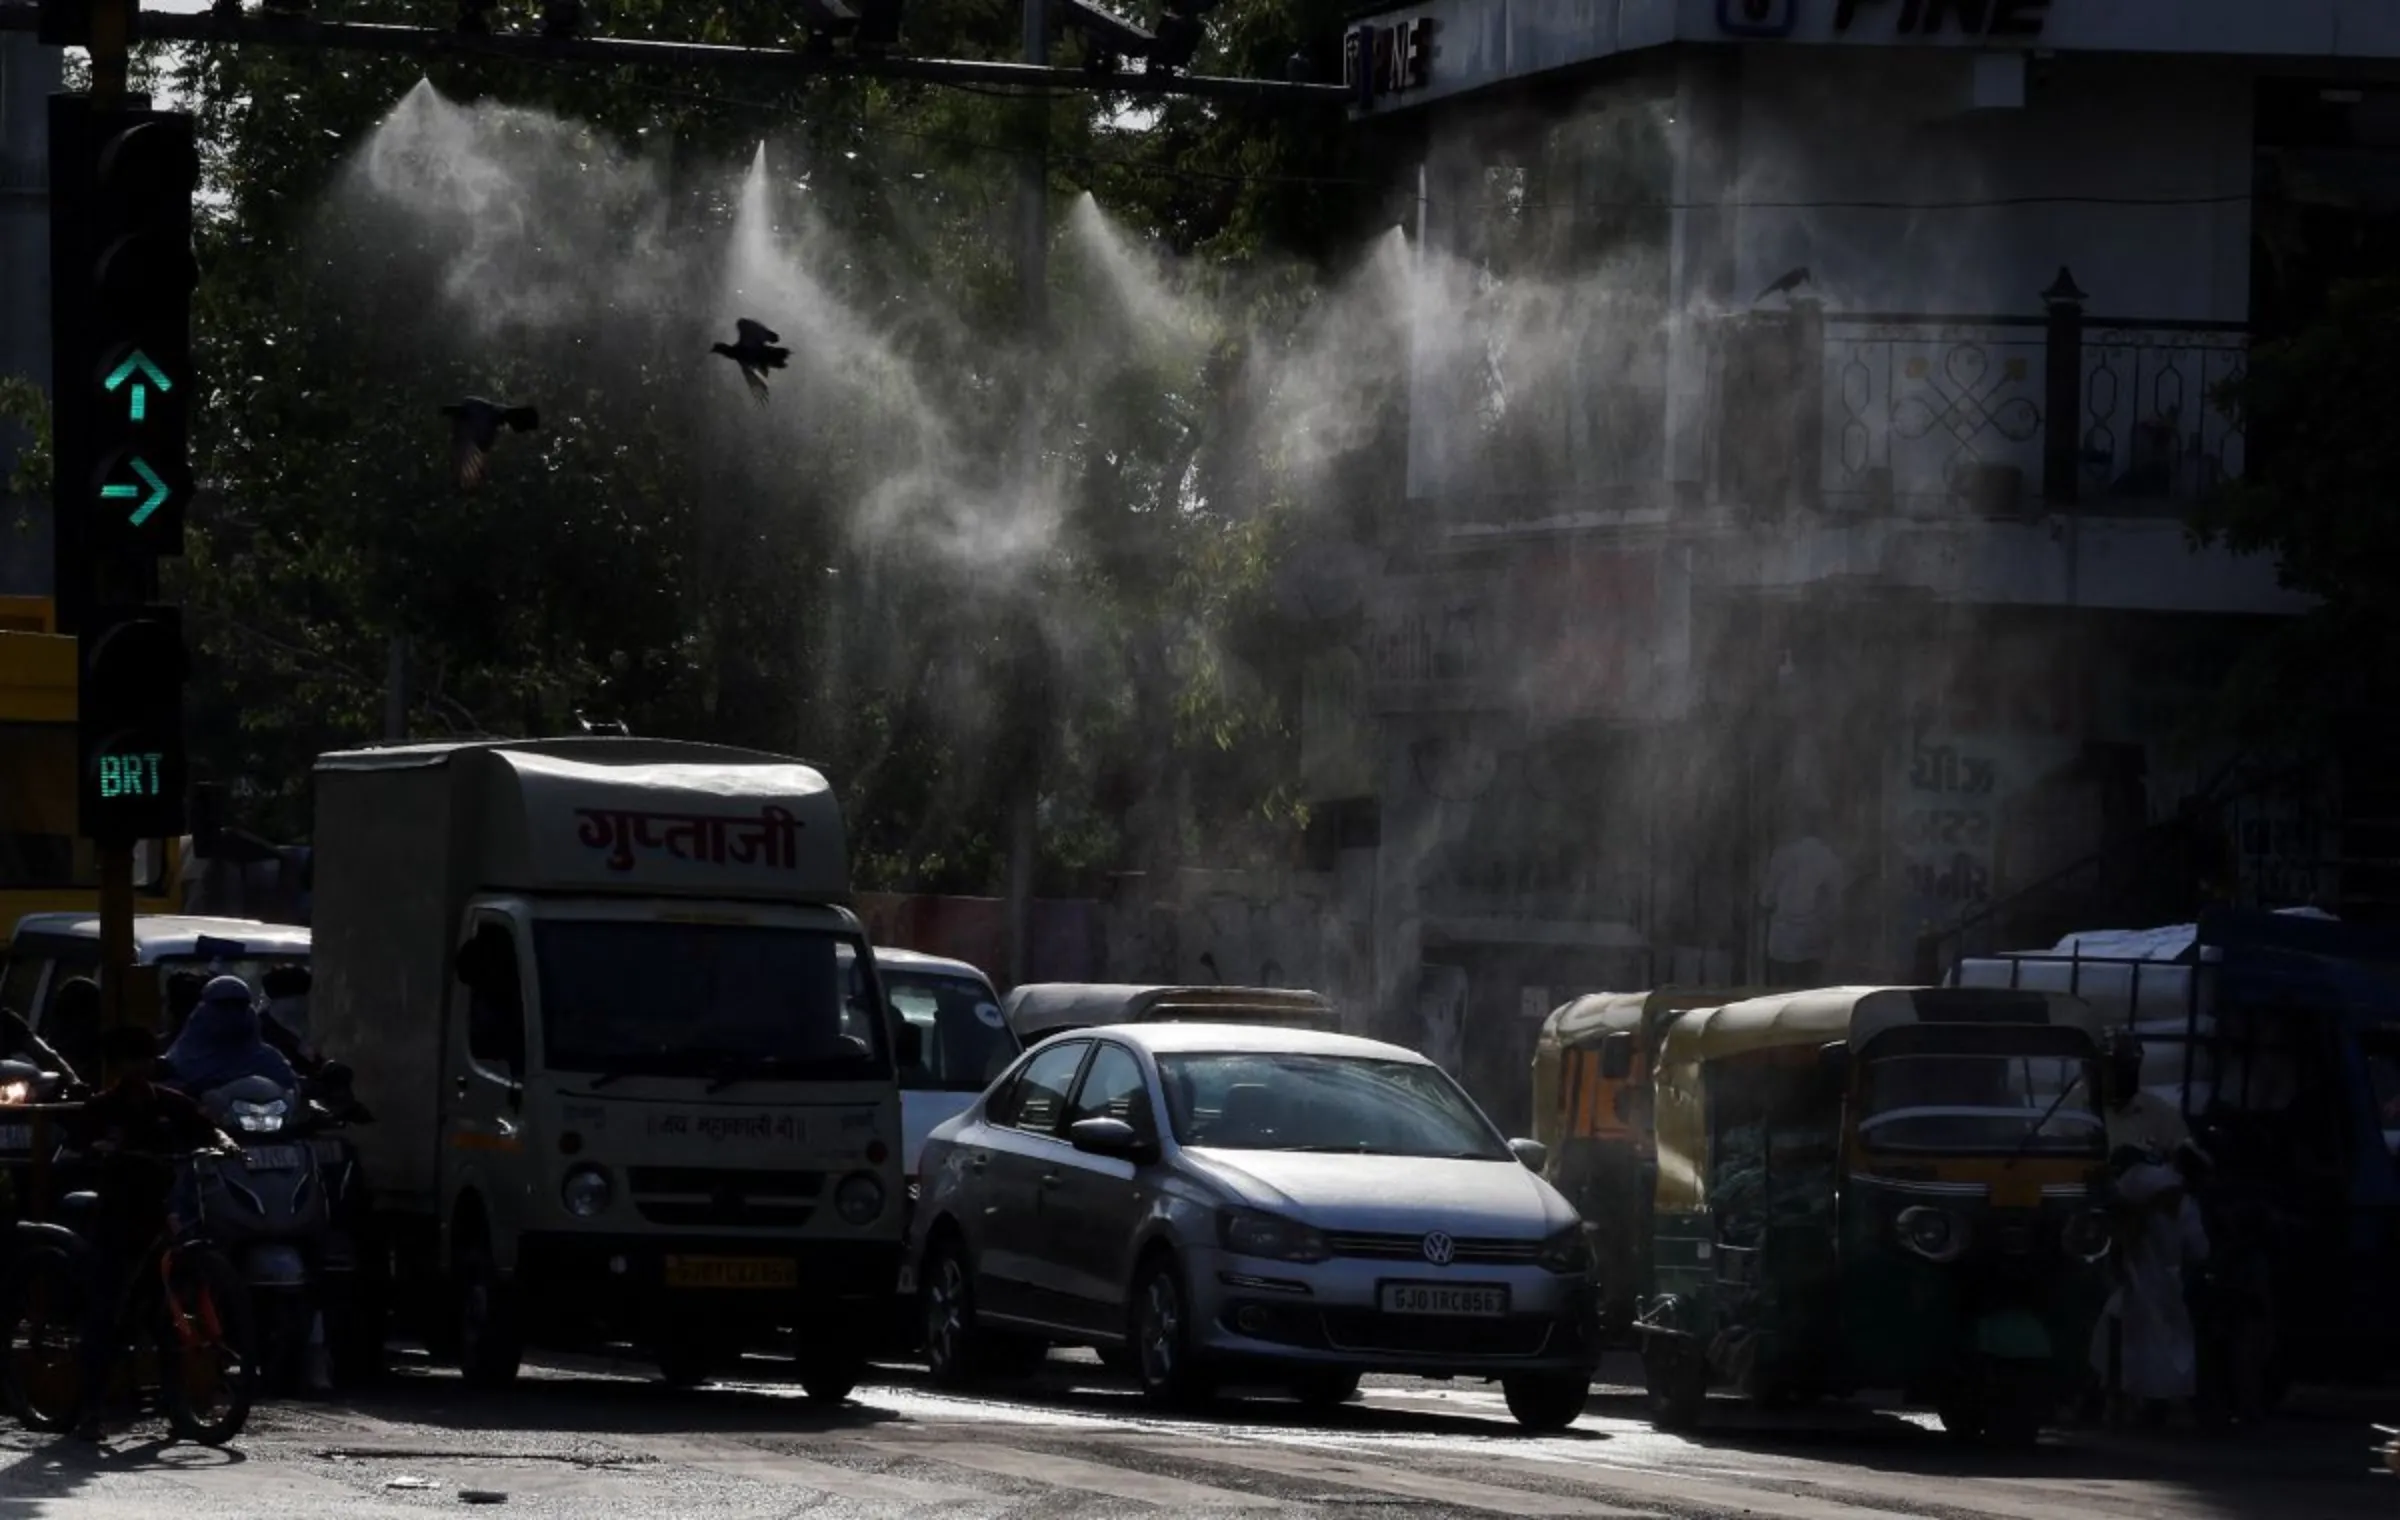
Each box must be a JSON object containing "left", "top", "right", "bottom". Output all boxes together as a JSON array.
[
  {"left": 911, "top": 1023, "right": 1600, "bottom": 1431},
  {"left": 1532, "top": 988, "right": 1775, "bottom": 1342},
  {"left": 877, "top": 948, "right": 1016, "bottom": 1178},
  {"left": 1, "top": 912, "right": 310, "bottom": 1077},
  {"left": 1001, "top": 983, "right": 1341, "bottom": 1049},
  {"left": 1635, "top": 986, "right": 2113, "bottom": 1445},
  {"left": 308, "top": 738, "right": 905, "bottom": 1400}
]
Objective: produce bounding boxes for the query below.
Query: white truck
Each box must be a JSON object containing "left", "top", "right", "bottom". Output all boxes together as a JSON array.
[{"left": 309, "top": 738, "right": 905, "bottom": 1398}]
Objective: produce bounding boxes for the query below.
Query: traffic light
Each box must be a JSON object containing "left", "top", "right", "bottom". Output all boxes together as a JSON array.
[
  {"left": 77, "top": 605, "right": 189, "bottom": 843},
  {"left": 80, "top": 108, "right": 200, "bottom": 561}
]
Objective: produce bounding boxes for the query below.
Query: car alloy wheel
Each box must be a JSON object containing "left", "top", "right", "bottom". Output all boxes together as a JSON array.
[
  {"left": 1132, "top": 1259, "right": 1213, "bottom": 1407},
  {"left": 923, "top": 1249, "right": 975, "bottom": 1386}
]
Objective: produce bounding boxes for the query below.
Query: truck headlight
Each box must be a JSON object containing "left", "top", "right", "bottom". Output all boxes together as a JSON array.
[
  {"left": 561, "top": 1164, "right": 613, "bottom": 1218},
  {"left": 1896, "top": 1205, "right": 1967, "bottom": 1263},
  {"left": 836, "top": 1172, "right": 886, "bottom": 1224}
]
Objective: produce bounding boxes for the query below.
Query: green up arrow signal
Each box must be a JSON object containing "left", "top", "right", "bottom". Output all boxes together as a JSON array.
[
  {"left": 99, "top": 456, "right": 171, "bottom": 526},
  {"left": 103, "top": 350, "right": 173, "bottom": 423}
]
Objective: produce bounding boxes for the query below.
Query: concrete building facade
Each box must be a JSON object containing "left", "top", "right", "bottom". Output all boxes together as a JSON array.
[{"left": 1306, "top": 0, "right": 2397, "bottom": 1130}]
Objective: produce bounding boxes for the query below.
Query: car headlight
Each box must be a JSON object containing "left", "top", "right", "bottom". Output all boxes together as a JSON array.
[
  {"left": 0, "top": 1079, "right": 31, "bottom": 1106},
  {"left": 836, "top": 1172, "right": 886, "bottom": 1225},
  {"left": 561, "top": 1164, "right": 613, "bottom": 1218},
  {"left": 2060, "top": 1208, "right": 2112, "bottom": 1262},
  {"left": 1895, "top": 1204, "right": 1967, "bottom": 1263},
  {"left": 1217, "top": 1207, "right": 1330, "bottom": 1264},
  {"left": 1538, "top": 1224, "right": 1594, "bottom": 1276}
]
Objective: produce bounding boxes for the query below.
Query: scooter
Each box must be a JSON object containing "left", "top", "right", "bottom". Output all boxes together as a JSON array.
[
  {"left": 293, "top": 1063, "right": 380, "bottom": 1383},
  {"left": 194, "top": 1075, "right": 334, "bottom": 1393}
]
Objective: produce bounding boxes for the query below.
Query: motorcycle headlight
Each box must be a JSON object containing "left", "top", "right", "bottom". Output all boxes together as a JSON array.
[
  {"left": 0, "top": 1079, "right": 31, "bottom": 1106},
  {"left": 561, "top": 1164, "right": 613, "bottom": 1218},
  {"left": 1538, "top": 1224, "right": 1595, "bottom": 1276},
  {"left": 1216, "top": 1207, "right": 1331, "bottom": 1264},
  {"left": 1896, "top": 1205, "right": 1968, "bottom": 1263},
  {"left": 2060, "top": 1208, "right": 2112, "bottom": 1262},
  {"left": 836, "top": 1172, "right": 886, "bottom": 1225},
  {"left": 239, "top": 1113, "right": 284, "bottom": 1133}
]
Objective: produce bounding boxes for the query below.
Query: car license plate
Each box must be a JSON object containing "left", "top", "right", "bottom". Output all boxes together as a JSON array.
[
  {"left": 665, "top": 1255, "right": 797, "bottom": 1290},
  {"left": 244, "top": 1144, "right": 306, "bottom": 1170},
  {"left": 0, "top": 1124, "right": 31, "bottom": 1152},
  {"left": 1380, "top": 1282, "right": 1509, "bottom": 1317}
]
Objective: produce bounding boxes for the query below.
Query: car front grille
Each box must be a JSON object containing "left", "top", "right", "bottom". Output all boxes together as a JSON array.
[
  {"left": 625, "top": 1167, "right": 823, "bottom": 1229},
  {"left": 1324, "top": 1232, "right": 1541, "bottom": 1265}
]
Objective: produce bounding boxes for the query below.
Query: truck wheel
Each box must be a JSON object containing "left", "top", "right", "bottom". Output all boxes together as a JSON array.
[
  {"left": 798, "top": 1348, "right": 868, "bottom": 1406},
  {"left": 453, "top": 1238, "right": 522, "bottom": 1390},
  {"left": 1504, "top": 1371, "right": 1591, "bottom": 1433}
]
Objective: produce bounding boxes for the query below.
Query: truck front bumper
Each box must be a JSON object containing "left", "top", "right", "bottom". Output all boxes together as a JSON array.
[{"left": 514, "top": 1232, "right": 902, "bottom": 1330}]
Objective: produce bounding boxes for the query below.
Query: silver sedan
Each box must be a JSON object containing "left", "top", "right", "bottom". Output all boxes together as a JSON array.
[{"left": 910, "top": 1023, "right": 1599, "bottom": 1430}]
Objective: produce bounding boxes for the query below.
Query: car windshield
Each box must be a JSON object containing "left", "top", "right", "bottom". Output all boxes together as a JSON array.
[
  {"left": 879, "top": 967, "right": 1015, "bottom": 1093},
  {"left": 1858, "top": 1053, "right": 2105, "bottom": 1155},
  {"left": 534, "top": 920, "right": 888, "bottom": 1079},
  {"left": 1155, "top": 1052, "right": 1511, "bottom": 1160}
]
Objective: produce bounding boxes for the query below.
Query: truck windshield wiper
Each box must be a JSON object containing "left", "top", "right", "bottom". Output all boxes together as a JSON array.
[
  {"left": 582, "top": 1058, "right": 656, "bottom": 1092},
  {"left": 702, "top": 1053, "right": 794, "bottom": 1094}
]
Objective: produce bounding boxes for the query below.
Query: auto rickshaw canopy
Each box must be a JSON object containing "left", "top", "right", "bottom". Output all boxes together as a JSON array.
[
  {"left": 1533, "top": 988, "right": 1781, "bottom": 1151},
  {"left": 1651, "top": 986, "right": 2105, "bottom": 1213}
]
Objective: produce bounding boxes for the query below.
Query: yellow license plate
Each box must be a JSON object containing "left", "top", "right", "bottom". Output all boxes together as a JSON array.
[{"left": 663, "top": 1255, "right": 797, "bottom": 1290}]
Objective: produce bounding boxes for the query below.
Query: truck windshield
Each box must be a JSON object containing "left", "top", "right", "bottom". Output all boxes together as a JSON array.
[
  {"left": 1857, "top": 1053, "right": 2105, "bottom": 1155},
  {"left": 533, "top": 921, "right": 889, "bottom": 1079}
]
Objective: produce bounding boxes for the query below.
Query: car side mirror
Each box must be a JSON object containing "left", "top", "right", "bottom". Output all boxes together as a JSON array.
[
  {"left": 1598, "top": 1031, "right": 1634, "bottom": 1081},
  {"left": 1509, "top": 1137, "right": 1548, "bottom": 1171},
  {"left": 1069, "top": 1116, "right": 1157, "bottom": 1164}
]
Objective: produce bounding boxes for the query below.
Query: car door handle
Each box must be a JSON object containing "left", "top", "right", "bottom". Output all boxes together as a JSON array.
[
  {"left": 967, "top": 1153, "right": 988, "bottom": 1173},
  {"left": 1038, "top": 1171, "right": 1062, "bottom": 1190}
]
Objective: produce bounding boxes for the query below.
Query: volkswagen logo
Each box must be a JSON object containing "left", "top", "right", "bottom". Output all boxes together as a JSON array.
[{"left": 1420, "top": 1231, "right": 1455, "bottom": 1266}]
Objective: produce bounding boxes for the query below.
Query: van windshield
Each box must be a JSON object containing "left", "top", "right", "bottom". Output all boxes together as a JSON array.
[
  {"left": 1858, "top": 1053, "right": 2105, "bottom": 1155},
  {"left": 534, "top": 921, "right": 889, "bottom": 1080},
  {"left": 878, "top": 968, "right": 1015, "bottom": 1093}
]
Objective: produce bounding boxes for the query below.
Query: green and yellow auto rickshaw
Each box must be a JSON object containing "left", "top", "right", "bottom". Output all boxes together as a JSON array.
[
  {"left": 1532, "top": 988, "right": 1776, "bottom": 1339},
  {"left": 1636, "top": 986, "right": 2115, "bottom": 1444}
]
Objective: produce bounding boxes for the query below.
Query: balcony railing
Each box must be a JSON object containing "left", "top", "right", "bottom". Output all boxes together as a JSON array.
[{"left": 1712, "top": 270, "right": 2249, "bottom": 518}]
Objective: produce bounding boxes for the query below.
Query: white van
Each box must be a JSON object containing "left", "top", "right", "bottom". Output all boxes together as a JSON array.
[{"left": 876, "top": 947, "right": 1017, "bottom": 1176}]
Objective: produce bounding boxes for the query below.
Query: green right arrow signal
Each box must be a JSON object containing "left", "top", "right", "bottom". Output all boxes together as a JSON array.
[
  {"left": 103, "top": 351, "right": 173, "bottom": 424},
  {"left": 99, "top": 456, "right": 171, "bottom": 526}
]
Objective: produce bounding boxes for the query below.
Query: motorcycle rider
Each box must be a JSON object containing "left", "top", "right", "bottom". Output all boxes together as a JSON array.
[
  {"left": 161, "top": 975, "right": 296, "bottom": 1095},
  {"left": 61, "top": 1023, "right": 241, "bottom": 1441}
]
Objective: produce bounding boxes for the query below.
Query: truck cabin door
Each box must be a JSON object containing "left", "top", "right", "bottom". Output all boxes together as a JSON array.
[{"left": 447, "top": 917, "right": 531, "bottom": 1180}]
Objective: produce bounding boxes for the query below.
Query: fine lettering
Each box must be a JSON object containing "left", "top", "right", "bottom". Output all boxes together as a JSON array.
[{"left": 572, "top": 804, "right": 805, "bottom": 873}]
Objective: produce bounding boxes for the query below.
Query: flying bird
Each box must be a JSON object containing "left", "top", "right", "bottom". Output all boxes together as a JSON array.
[
  {"left": 1756, "top": 266, "right": 1812, "bottom": 304},
  {"left": 712, "top": 318, "right": 792, "bottom": 406},
  {"left": 439, "top": 398, "right": 540, "bottom": 494}
]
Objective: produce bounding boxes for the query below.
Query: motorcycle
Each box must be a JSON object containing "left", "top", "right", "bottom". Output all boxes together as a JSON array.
[
  {"left": 193, "top": 1074, "right": 334, "bottom": 1393},
  {"left": 0, "top": 1057, "right": 80, "bottom": 1228}
]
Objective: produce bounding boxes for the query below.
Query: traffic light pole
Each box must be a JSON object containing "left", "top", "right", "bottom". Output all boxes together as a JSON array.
[{"left": 88, "top": 0, "right": 142, "bottom": 1049}]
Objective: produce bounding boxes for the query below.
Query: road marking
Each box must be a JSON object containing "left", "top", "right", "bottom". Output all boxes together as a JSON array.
[
  {"left": 878, "top": 1439, "right": 1285, "bottom": 1508},
  {"left": 1152, "top": 1443, "right": 1656, "bottom": 1517},
  {"left": 644, "top": 1436, "right": 988, "bottom": 1506}
]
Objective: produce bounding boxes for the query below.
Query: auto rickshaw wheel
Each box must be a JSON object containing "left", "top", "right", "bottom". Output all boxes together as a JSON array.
[{"left": 1642, "top": 1342, "right": 1706, "bottom": 1429}]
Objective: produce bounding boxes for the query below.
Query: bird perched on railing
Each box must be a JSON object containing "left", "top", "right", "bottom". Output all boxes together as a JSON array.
[
  {"left": 712, "top": 318, "right": 792, "bottom": 406},
  {"left": 439, "top": 397, "right": 540, "bottom": 494}
]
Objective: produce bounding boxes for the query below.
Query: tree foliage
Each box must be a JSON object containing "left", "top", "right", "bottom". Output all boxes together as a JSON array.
[
  {"left": 2200, "top": 276, "right": 2400, "bottom": 741},
  {"left": 158, "top": 0, "right": 1391, "bottom": 892}
]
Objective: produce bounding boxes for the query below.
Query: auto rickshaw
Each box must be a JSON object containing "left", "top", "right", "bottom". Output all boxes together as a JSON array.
[
  {"left": 1636, "top": 986, "right": 2114, "bottom": 1445},
  {"left": 1532, "top": 988, "right": 1776, "bottom": 1340}
]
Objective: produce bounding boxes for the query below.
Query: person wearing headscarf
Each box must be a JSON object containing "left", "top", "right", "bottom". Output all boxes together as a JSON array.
[{"left": 161, "top": 976, "right": 296, "bottom": 1096}]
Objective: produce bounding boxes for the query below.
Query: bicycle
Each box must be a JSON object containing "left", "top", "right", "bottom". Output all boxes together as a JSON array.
[{"left": 3, "top": 1149, "right": 259, "bottom": 1445}]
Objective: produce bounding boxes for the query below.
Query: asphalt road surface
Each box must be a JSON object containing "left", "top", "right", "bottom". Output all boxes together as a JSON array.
[{"left": 0, "top": 1352, "right": 2388, "bottom": 1518}]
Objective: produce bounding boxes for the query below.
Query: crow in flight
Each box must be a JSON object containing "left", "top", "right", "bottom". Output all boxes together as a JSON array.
[
  {"left": 712, "top": 318, "right": 792, "bottom": 406},
  {"left": 440, "top": 397, "right": 540, "bottom": 494},
  {"left": 1756, "top": 266, "right": 1812, "bottom": 304}
]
